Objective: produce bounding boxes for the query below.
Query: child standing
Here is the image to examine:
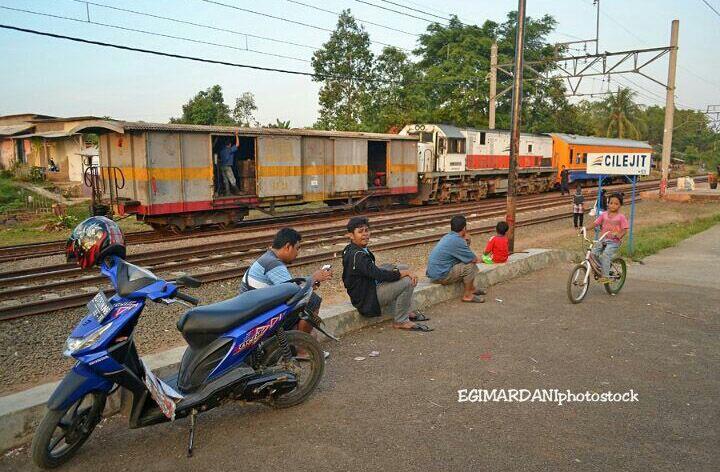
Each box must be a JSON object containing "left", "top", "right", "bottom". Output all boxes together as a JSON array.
[
  {"left": 572, "top": 183, "right": 585, "bottom": 228},
  {"left": 483, "top": 221, "right": 510, "bottom": 264},
  {"left": 591, "top": 192, "right": 629, "bottom": 284}
]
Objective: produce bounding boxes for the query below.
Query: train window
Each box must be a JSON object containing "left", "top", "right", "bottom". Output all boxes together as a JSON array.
[
  {"left": 576, "top": 154, "right": 582, "bottom": 164},
  {"left": 582, "top": 153, "right": 588, "bottom": 163},
  {"left": 480, "top": 132, "right": 486, "bottom": 145},
  {"left": 419, "top": 132, "right": 433, "bottom": 143},
  {"left": 447, "top": 138, "right": 466, "bottom": 154},
  {"left": 570, "top": 149, "right": 574, "bottom": 164},
  {"left": 527, "top": 143, "right": 533, "bottom": 153}
]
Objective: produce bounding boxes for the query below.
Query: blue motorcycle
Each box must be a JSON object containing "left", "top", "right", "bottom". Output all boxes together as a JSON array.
[{"left": 31, "top": 255, "right": 332, "bottom": 469}]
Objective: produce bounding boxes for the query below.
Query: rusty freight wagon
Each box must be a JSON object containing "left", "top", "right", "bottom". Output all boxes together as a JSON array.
[
  {"left": 73, "top": 120, "right": 418, "bottom": 231},
  {"left": 399, "top": 124, "right": 555, "bottom": 203}
]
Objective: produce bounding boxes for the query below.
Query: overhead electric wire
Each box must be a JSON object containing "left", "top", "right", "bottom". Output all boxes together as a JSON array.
[
  {"left": 285, "top": 0, "right": 419, "bottom": 38},
  {"left": 375, "top": 0, "right": 451, "bottom": 22},
  {"left": 0, "top": 4, "right": 310, "bottom": 63},
  {"left": 0, "top": 23, "right": 479, "bottom": 86},
  {"left": 198, "top": 0, "right": 406, "bottom": 50},
  {"left": 700, "top": 0, "right": 720, "bottom": 17},
  {"left": 352, "top": 0, "right": 442, "bottom": 23},
  {"left": 70, "top": 0, "right": 319, "bottom": 50}
]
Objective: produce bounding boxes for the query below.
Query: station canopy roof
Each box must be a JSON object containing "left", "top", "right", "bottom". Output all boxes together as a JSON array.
[{"left": 551, "top": 133, "right": 652, "bottom": 149}]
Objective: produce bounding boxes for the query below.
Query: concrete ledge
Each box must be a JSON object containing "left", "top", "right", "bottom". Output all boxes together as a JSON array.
[{"left": 0, "top": 248, "right": 572, "bottom": 452}]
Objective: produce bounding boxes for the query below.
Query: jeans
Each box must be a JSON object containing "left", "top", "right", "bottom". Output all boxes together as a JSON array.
[
  {"left": 592, "top": 241, "right": 619, "bottom": 277},
  {"left": 221, "top": 165, "right": 237, "bottom": 193},
  {"left": 573, "top": 213, "right": 584, "bottom": 227}
]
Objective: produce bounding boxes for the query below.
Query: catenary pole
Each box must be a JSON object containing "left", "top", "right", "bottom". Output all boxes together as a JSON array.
[
  {"left": 489, "top": 42, "right": 497, "bottom": 129},
  {"left": 660, "top": 19, "right": 679, "bottom": 196},
  {"left": 506, "top": 0, "right": 526, "bottom": 253}
]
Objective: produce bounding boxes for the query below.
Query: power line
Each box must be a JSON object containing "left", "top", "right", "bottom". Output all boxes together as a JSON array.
[
  {"left": 0, "top": 23, "right": 478, "bottom": 86},
  {"left": 375, "top": 0, "right": 451, "bottom": 22},
  {"left": 0, "top": 4, "right": 310, "bottom": 63},
  {"left": 700, "top": 0, "right": 720, "bottom": 17},
  {"left": 285, "top": 0, "right": 419, "bottom": 38},
  {"left": 198, "top": 0, "right": 406, "bottom": 50},
  {"left": 352, "top": 0, "right": 441, "bottom": 23},
  {"left": 70, "top": 0, "right": 318, "bottom": 50}
]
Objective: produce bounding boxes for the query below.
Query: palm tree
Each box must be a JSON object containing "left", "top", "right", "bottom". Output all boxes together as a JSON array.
[{"left": 599, "top": 87, "right": 645, "bottom": 139}]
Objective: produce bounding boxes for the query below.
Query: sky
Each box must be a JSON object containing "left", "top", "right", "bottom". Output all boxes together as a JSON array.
[{"left": 0, "top": 0, "right": 719, "bottom": 127}]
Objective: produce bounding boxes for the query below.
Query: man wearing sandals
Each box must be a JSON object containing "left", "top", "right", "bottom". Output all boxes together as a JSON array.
[
  {"left": 342, "top": 217, "right": 433, "bottom": 332},
  {"left": 426, "top": 215, "right": 486, "bottom": 303}
]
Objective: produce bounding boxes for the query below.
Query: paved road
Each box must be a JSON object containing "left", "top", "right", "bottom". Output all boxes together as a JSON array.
[{"left": 2, "top": 227, "right": 719, "bottom": 471}]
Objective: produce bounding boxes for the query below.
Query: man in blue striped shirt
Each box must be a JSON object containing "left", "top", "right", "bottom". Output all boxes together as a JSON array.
[{"left": 240, "top": 228, "right": 332, "bottom": 357}]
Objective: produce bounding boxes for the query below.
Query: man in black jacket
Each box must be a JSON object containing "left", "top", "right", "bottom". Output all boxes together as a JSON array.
[{"left": 342, "top": 217, "right": 433, "bottom": 332}]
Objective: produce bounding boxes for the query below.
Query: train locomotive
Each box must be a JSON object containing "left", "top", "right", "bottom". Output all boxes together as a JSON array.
[{"left": 75, "top": 119, "right": 652, "bottom": 231}]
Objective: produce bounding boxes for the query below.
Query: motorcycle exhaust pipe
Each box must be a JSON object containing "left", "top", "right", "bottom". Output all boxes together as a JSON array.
[{"left": 235, "top": 372, "right": 298, "bottom": 401}]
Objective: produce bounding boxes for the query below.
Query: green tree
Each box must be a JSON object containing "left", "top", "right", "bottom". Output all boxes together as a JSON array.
[
  {"left": 598, "top": 87, "right": 645, "bottom": 139},
  {"left": 364, "top": 47, "right": 427, "bottom": 133},
  {"left": 232, "top": 92, "right": 258, "bottom": 127},
  {"left": 171, "top": 85, "right": 233, "bottom": 125},
  {"left": 312, "top": 10, "right": 374, "bottom": 131},
  {"left": 267, "top": 119, "right": 291, "bottom": 128}
]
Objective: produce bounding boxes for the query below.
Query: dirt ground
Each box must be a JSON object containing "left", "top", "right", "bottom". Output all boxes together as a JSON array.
[
  {"left": 0, "top": 199, "right": 717, "bottom": 395},
  {"left": 2, "top": 234, "right": 718, "bottom": 471}
]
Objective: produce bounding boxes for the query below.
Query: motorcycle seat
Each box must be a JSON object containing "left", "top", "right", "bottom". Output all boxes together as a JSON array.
[{"left": 177, "top": 283, "right": 300, "bottom": 348}]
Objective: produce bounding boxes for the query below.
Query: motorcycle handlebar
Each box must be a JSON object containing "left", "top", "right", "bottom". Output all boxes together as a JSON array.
[{"left": 175, "top": 291, "right": 199, "bottom": 306}]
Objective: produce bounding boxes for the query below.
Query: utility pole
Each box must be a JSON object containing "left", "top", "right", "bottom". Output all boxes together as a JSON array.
[
  {"left": 489, "top": 42, "right": 498, "bottom": 129},
  {"left": 506, "top": 0, "right": 527, "bottom": 253},
  {"left": 594, "top": 0, "right": 600, "bottom": 54},
  {"left": 660, "top": 19, "right": 679, "bottom": 197}
]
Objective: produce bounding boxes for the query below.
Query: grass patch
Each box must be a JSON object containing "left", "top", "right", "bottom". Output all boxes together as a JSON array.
[
  {"left": 622, "top": 212, "right": 720, "bottom": 260},
  {"left": 0, "top": 174, "right": 27, "bottom": 213}
]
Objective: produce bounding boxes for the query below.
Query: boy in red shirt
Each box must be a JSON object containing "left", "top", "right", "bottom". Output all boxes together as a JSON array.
[{"left": 483, "top": 221, "right": 510, "bottom": 264}]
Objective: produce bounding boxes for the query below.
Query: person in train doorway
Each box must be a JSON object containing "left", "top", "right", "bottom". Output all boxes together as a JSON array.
[
  {"left": 560, "top": 165, "right": 570, "bottom": 195},
  {"left": 219, "top": 132, "right": 240, "bottom": 196},
  {"left": 426, "top": 215, "right": 486, "bottom": 303},
  {"left": 342, "top": 217, "right": 433, "bottom": 332},
  {"left": 240, "top": 227, "right": 333, "bottom": 359}
]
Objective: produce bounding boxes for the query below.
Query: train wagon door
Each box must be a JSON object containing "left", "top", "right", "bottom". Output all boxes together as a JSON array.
[
  {"left": 389, "top": 140, "right": 418, "bottom": 193},
  {"left": 302, "top": 137, "right": 331, "bottom": 201},
  {"left": 331, "top": 139, "right": 367, "bottom": 195},
  {"left": 256, "top": 135, "right": 302, "bottom": 198}
]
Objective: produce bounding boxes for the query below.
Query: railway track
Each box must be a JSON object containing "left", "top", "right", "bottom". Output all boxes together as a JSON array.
[
  {"left": 0, "top": 177, "right": 672, "bottom": 321},
  {"left": 0, "top": 177, "right": 682, "bottom": 264}
]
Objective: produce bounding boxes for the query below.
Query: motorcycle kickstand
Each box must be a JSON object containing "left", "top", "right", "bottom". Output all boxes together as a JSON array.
[{"left": 187, "top": 408, "right": 198, "bottom": 458}]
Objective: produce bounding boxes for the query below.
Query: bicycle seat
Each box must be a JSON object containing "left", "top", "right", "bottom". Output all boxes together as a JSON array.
[{"left": 177, "top": 283, "right": 300, "bottom": 348}]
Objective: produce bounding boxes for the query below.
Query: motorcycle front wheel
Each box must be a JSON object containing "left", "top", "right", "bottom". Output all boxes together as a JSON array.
[
  {"left": 258, "top": 330, "right": 325, "bottom": 409},
  {"left": 31, "top": 391, "right": 106, "bottom": 469}
]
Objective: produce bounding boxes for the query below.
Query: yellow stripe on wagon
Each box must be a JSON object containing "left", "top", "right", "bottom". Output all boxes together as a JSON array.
[
  {"left": 104, "top": 167, "right": 214, "bottom": 181},
  {"left": 257, "top": 165, "right": 368, "bottom": 177}
]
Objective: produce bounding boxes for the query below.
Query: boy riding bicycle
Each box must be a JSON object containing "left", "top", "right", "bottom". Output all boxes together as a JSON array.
[{"left": 589, "top": 192, "right": 628, "bottom": 284}]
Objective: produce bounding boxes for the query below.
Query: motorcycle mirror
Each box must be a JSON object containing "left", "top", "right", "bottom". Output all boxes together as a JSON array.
[{"left": 176, "top": 275, "right": 201, "bottom": 288}]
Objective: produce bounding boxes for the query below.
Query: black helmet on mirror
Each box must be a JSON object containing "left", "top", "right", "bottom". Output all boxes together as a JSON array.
[{"left": 66, "top": 216, "right": 126, "bottom": 269}]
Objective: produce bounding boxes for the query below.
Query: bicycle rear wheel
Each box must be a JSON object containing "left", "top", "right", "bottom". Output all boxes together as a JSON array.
[
  {"left": 604, "top": 258, "right": 627, "bottom": 295},
  {"left": 567, "top": 263, "right": 590, "bottom": 304}
]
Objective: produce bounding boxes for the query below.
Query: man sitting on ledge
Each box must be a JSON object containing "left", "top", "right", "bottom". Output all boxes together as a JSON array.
[{"left": 426, "top": 215, "right": 486, "bottom": 303}]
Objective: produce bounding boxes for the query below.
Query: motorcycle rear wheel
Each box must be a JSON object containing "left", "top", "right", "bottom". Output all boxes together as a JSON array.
[
  {"left": 259, "top": 330, "right": 325, "bottom": 409},
  {"left": 31, "top": 391, "right": 106, "bottom": 469}
]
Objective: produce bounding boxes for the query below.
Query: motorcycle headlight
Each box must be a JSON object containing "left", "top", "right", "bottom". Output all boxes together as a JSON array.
[{"left": 64, "top": 322, "right": 114, "bottom": 356}]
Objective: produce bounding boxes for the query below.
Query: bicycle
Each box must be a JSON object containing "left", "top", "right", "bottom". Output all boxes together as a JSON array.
[{"left": 567, "top": 227, "right": 627, "bottom": 304}]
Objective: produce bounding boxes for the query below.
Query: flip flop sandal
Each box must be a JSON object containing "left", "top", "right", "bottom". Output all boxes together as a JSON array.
[
  {"left": 462, "top": 295, "right": 486, "bottom": 303},
  {"left": 408, "top": 323, "right": 433, "bottom": 332},
  {"left": 409, "top": 310, "right": 430, "bottom": 322}
]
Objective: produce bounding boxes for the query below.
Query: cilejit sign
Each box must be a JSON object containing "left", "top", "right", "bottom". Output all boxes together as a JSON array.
[{"left": 586, "top": 152, "right": 652, "bottom": 176}]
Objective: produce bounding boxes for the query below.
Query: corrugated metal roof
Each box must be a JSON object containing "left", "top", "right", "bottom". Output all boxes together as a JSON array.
[
  {"left": 99, "top": 120, "right": 417, "bottom": 140},
  {"left": 551, "top": 133, "right": 652, "bottom": 149},
  {"left": 0, "top": 124, "right": 34, "bottom": 136},
  {"left": 10, "top": 131, "right": 78, "bottom": 139}
]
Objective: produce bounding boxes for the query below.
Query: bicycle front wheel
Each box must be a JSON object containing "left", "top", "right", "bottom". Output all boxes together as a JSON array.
[
  {"left": 604, "top": 258, "right": 627, "bottom": 295},
  {"left": 567, "top": 263, "right": 590, "bottom": 304}
]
